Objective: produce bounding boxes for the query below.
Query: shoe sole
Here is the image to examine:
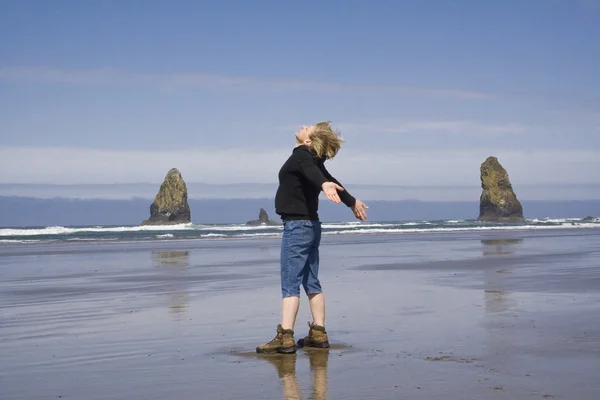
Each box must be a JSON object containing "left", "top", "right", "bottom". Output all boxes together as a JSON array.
[
  {"left": 256, "top": 346, "right": 297, "bottom": 354},
  {"left": 278, "top": 345, "right": 297, "bottom": 354},
  {"left": 297, "top": 339, "right": 330, "bottom": 349},
  {"left": 256, "top": 347, "right": 277, "bottom": 354}
]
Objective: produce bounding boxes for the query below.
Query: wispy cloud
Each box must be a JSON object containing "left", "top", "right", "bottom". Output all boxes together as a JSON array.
[
  {"left": 0, "top": 65, "right": 495, "bottom": 100},
  {"left": 1, "top": 146, "right": 598, "bottom": 187}
]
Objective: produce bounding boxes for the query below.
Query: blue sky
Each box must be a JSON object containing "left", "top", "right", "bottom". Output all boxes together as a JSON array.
[{"left": 1, "top": 0, "right": 599, "bottom": 199}]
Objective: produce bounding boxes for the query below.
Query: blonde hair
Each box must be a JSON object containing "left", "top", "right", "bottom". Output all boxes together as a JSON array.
[{"left": 309, "top": 121, "right": 344, "bottom": 159}]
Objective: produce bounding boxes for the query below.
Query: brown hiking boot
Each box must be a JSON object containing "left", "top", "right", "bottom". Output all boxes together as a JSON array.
[
  {"left": 256, "top": 324, "right": 297, "bottom": 354},
  {"left": 298, "top": 322, "right": 330, "bottom": 348}
]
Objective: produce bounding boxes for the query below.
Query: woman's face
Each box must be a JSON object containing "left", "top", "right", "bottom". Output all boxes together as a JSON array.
[{"left": 295, "top": 125, "right": 315, "bottom": 146}]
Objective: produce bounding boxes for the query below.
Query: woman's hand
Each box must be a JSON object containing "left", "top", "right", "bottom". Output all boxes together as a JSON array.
[
  {"left": 321, "top": 182, "right": 344, "bottom": 204},
  {"left": 351, "top": 199, "right": 368, "bottom": 221}
]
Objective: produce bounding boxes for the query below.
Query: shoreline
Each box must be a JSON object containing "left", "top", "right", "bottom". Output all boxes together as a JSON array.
[
  {"left": 1, "top": 224, "right": 600, "bottom": 251},
  {"left": 1, "top": 228, "right": 599, "bottom": 399}
]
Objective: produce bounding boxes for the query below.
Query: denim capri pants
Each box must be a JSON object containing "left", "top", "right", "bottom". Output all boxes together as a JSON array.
[{"left": 280, "top": 219, "right": 322, "bottom": 298}]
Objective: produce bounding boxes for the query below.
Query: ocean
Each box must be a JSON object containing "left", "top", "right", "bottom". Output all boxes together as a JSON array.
[{"left": 1, "top": 217, "right": 599, "bottom": 245}]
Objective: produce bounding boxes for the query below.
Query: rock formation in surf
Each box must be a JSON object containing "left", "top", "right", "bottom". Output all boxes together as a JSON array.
[
  {"left": 477, "top": 156, "right": 524, "bottom": 222},
  {"left": 246, "top": 208, "right": 280, "bottom": 226},
  {"left": 141, "top": 168, "right": 191, "bottom": 225}
]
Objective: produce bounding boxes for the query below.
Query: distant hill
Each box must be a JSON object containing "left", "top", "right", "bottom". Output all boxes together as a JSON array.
[
  {"left": 1, "top": 196, "right": 599, "bottom": 227},
  {"left": 2, "top": 182, "right": 600, "bottom": 202}
]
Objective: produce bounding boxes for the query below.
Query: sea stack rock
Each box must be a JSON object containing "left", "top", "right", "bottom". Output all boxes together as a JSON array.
[
  {"left": 477, "top": 156, "right": 524, "bottom": 222},
  {"left": 246, "top": 208, "right": 280, "bottom": 226},
  {"left": 141, "top": 168, "right": 191, "bottom": 225}
]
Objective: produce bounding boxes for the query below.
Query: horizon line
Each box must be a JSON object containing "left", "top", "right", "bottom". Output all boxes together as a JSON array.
[
  {"left": 2, "top": 195, "right": 600, "bottom": 203},
  {"left": 1, "top": 182, "right": 600, "bottom": 188}
]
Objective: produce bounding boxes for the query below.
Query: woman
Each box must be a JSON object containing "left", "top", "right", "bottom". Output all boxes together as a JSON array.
[{"left": 256, "top": 122, "right": 368, "bottom": 354}]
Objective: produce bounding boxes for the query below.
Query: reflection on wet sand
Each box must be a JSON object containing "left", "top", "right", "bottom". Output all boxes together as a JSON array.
[
  {"left": 152, "top": 250, "right": 190, "bottom": 316},
  {"left": 167, "top": 291, "right": 189, "bottom": 314},
  {"left": 481, "top": 240, "right": 521, "bottom": 314},
  {"left": 484, "top": 288, "right": 516, "bottom": 315},
  {"left": 483, "top": 269, "right": 514, "bottom": 315},
  {"left": 152, "top": 250, "right": 190, "bottom": 267},
  {"left": 307, "top": 349, "right": 329, "bottom": 400},
  {"left": 259, "top": 350, "right": 330, "bottom": 400},
  {"left": 481, "top": 238, "right": 523, "bottom": 256}
]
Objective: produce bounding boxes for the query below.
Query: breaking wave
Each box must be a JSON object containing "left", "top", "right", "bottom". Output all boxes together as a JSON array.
[{"left": 0, "top": 217, "right": 598, "bottom": 244}]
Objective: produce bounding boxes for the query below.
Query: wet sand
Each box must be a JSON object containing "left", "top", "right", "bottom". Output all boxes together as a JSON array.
[{"left": 1, "top": 229, "right": 599, "bottom": 399}]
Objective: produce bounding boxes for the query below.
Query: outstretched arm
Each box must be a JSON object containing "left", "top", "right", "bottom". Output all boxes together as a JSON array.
[
  {"left": 318, "top": 163, "right": 356, "bottom": 207},
  {"left": 298, "top": 151, "right": 344, "bottom": 204},
  {"left": 319, "top": 163, "right": 368, "bottom": 221}
]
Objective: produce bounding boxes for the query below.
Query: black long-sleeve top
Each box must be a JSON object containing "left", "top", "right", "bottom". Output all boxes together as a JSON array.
[{"left": 275, "top": 145, "right": 356, "bottom": 221}]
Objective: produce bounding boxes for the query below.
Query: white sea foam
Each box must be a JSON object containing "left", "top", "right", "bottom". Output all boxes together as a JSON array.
[
  {"left": 527, "top": 218, "right": 581, "bottom": 224},
  {"left": 174, "top": 221, "right": 600, "bottom": 239},
  {"left": 0, "top": 239, "right": 41, "bottom": 244},
  {"left": 65, "top": 238, "right": 119, "bottom": 241},
  {"left": 1, "top": 218, "right": 598, "bottom": 240},
  {"left": 178, "top": 222, "right": 599, "bottom": 240},
  {"left": 198, "top": 224, "right": 282, "bottom": 231},
  {"left": 323, "top": 223, "right": 599, "bottom": 236},
  {"left": 321, "top": 222, "right": 396, "bottom": 229},
  {"left": 237, "top": 232, "right": 282, "bottom": 238},
  {"left": 0, "top": 223, "right": 194, "bottom": 237}
]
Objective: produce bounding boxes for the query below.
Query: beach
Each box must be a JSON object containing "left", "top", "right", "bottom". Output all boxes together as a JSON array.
[{"left": 1, "top": 227, "right": 599, "bottom": 399}]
